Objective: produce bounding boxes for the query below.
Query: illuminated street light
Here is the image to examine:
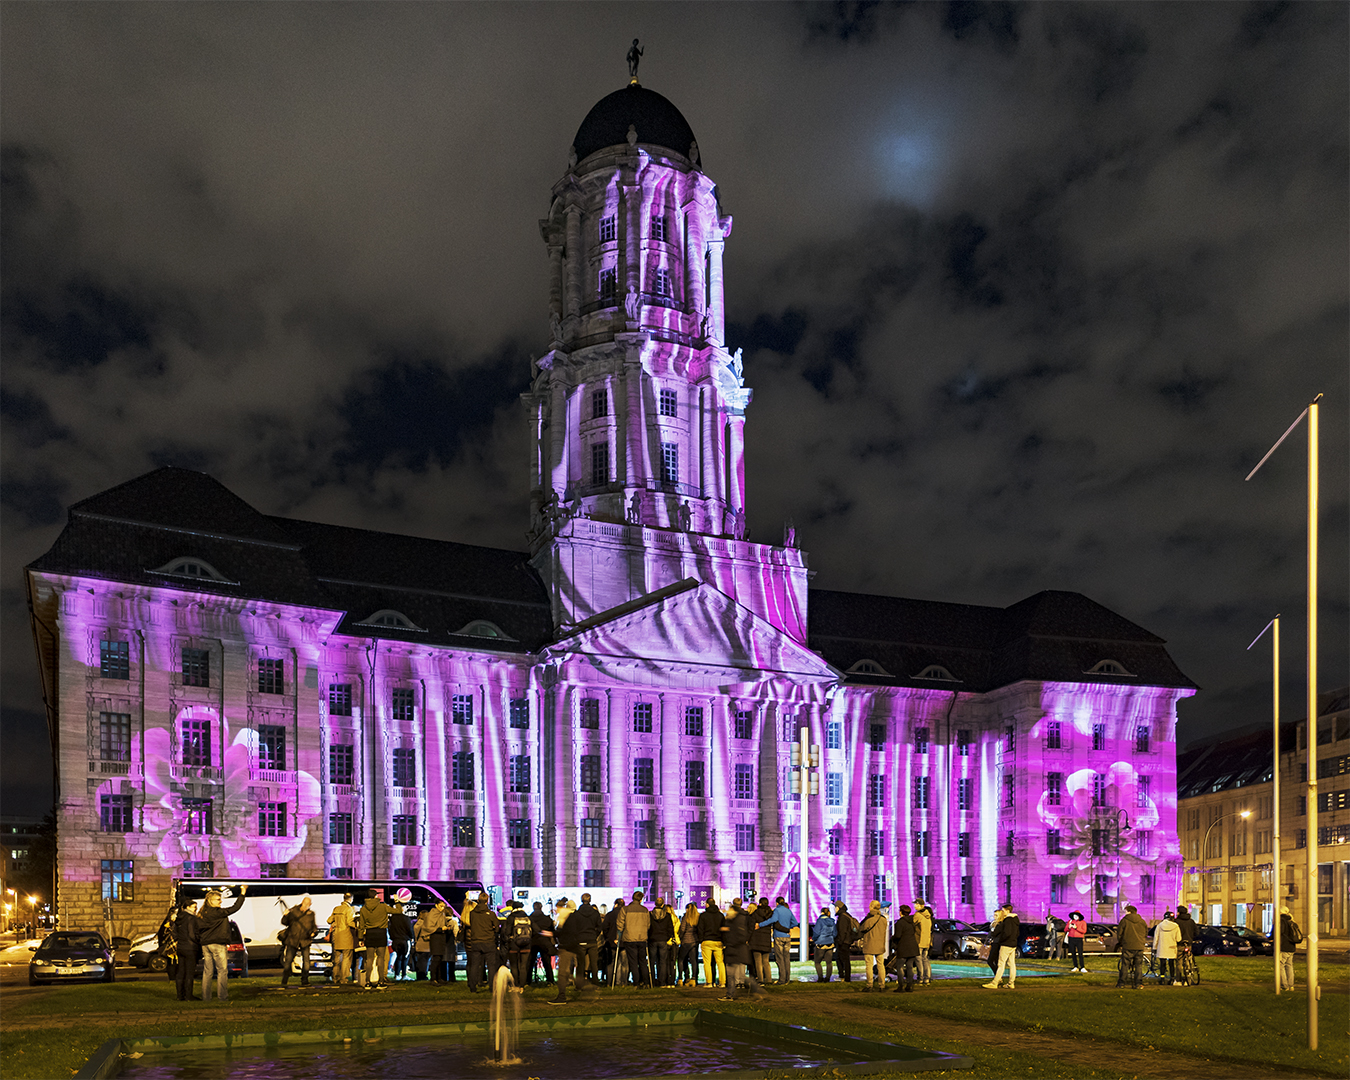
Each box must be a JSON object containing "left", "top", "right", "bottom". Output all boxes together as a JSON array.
[{"left": 1247, "top": 614, "right": 1283, "bottom": 995}]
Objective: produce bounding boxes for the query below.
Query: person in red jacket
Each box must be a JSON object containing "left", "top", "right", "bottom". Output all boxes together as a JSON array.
[{"left": 1064, "top": 910, "right": 1088, "bottom": 973}]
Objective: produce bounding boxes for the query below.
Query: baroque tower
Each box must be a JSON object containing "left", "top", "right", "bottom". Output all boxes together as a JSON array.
[{"left": 525, "top": 77, "right": 809, "bottom": 640}]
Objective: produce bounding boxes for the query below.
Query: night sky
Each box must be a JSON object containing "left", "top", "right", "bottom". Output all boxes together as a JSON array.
[{"left": 2, "top": 2, "right": 1346, "bottom": 811}]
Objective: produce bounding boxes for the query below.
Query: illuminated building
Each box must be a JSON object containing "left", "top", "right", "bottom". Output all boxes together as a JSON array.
[{"left": 26, "top": 77, "right": 1195, "bottom": 938}]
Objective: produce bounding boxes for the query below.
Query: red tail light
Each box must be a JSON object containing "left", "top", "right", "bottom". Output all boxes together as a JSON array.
[{"left": 227, "top": 943, "right": 245, "bottom": 952}]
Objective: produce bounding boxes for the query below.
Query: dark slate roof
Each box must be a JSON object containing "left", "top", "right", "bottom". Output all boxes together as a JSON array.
[
  {"left": 1176, "top": 725, "right": 1294, "bottom": 799},
  {"left": 573, "top": 84, "right": 698, "bottom": 164},
  {"left": 29, "top": 468, "right": 551, "bottom": 652},
  {"left": 808, "top": 588, "right": 1195, "bottom": 692}
]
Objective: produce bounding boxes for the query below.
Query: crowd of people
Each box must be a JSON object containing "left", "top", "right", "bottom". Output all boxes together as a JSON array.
[{"left": 159, "top": 886, "right": 1304, "bottom": 1002}]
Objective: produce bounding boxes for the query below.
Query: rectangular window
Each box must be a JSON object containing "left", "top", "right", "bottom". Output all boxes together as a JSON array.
[
  {"left": 451, "top": 694, "right": 473, "bottom": 725},
  {"left": 1046, "top": 772, "right": 1062, "bottom": 806},
  {"left": 659, "top": 388, "right": 678, "bottom": 417},
  {"left": 684, "top": 820, "right": 707, "bottom": 850},
  {"left": 633, "top": 757, "right": 654, "bottom": 795},
  {"left": 1137, "top": 830, "right": 1153, "bottom": 858},
  {"left": 183, "top": 798, "right": 212, "bottom": 836},
  {"left": 1004, "top": 875, "right": 1013, "bottom": 904},
  {"left": 592, "top": 388, "right": 609, "bottom": 418},
  {"left": 180, "top": 718, "right": 212, "bottom": 767},
  {"left": 100, "top": 639, "right": 130, "bottom": 680},
  {"left": 826, "top": 720, "right": 842, "bottom": 749},
  {"left": 331, "top": 867, "right": 354, "bottom": 881},
  {"left": 599, "top": 266, "right": 617, "bottom": 301},
  {"left": 1047, "top": 828, "right": 1061, "bottom": 855},
  {"left": 591, "top": 441, "right": 609, "bottom": 486},
  {"left": 1005, "top": 725, "right": 1016, "bottom": 753},
  {"left": 395, "top": 868, "right": 421, "bottom": 882},
  {"left": 101, "top": 859, "right": 133, "bottom": 902},
  {"left": 509, "top": 755, "right": 531, "bottom": 794},
  {"left": 957, "top": 729, "right": 971, "bottom": 757},
  {"left": 329, "top": 744, "right": 355, "bottom": 786},
  {"left": 826, "top": 771, "right": 843, "bottom": 806},
  {"left": 392, "top": 747, "right": 416, "bottom": 788},
  {"left": 452, "top": 816, "right": 476, "bottom": 848},
  {"left": 452, "top": 751, "right": 475, "bottom": 791},
  {"left": 634, "top": 818, "right": 656, "bottom": 850},
  {"left": 1006, "top": 832, "right": 1016, "bottom": 857},
  {"left": 684, "top": 759, "right": 706, "bottom": 797},
  {"left": 684, "top": 705, "right": 704, "bottom": 737},
  {"left": 580, "top": 754, "right": 601, "bottom": 793},
  {"left": 182, "top": 861, "right": 214, "bottom": 879},
  {"left": 828, "top": 828, "right": 843, "bottom": 856},
  {"left": 99, "top": 712, "right": 131, "bottom": 763},
  {"left": 734, "top": 763, "right": 755, "bottom": 800},
  {"left": 868, "top": 772, "right": 886, "bottom": 808},
  {"left": 583, "top": 869, "right": 607, "bottom": 888},
  {"left": 958, "top": 831, "right": 971, "bottom": 858},
  {"left": 651, "top": 214, "right": 666, "bottom": 243},
  {"left": 654, "top": 267, "right": 672, "bottom": 297},
  {"left": 391, "top": 687, "right": 415, "bottom": 723},
  {"left": 914, "top": 726, "right": 930, "bottom": 754},
  {"left": 329, "top": 812, "right": 353, "bottom": 846},
  {"left": 961, "top": 876, "right": 973, "bottom": 905},
  {"left": 1092, "top": 772, "right": 1106, "bottom": 808},
  {"left": 660, "top": 442, "right": 679, "bottom": 484},
  {"left": 100, "top": 793, "right": 133, "bottom": 833},
  {"left": 913, "top": 775, "right": 929, "bottom": 810},
  {"left": 732, "top": 709, "right": 754, "bottom": 740},
  {"left": 957, "top": 777, "right": 972, "bottom": 811},
  {"left": 580, "top": 818, "right": 604, "bottom": 848},
  {"left": 785, "top": 823, "right": 800, "bottom": 850},
  {"left": 735, "top": 823, "right": 756, "bottom": 851},
  {"left": 782, "top": 717, "right": 796, "bottom": 743},
  {"left": 507, "top": 818, "right": 531, "bottom": 849},
  {"left": 740, "top": 872, "right": 757, "bottom": 900},
  {"left": 872, "top": 874, "right": 891, "bottom": 903},
  {"left": 1140, "top": 874, "right": 1156, "bottom": 905},
  {"left": 633, "top": 701, "right": 653, "bottom": 733},
  {"left": 1092, "top": 723, "right": 1106, "bottom": 751},
  {"left": 258, "top": 657, "right": 284, "bottom": 695},
  {"left": 918, "top": 875, "right": 933, "bottom": 903},
  {"left": 599, "top": 215, "right": 616, "bottom": 243},
  {"left": 580, "top": 697, "right": 601, "bottom": 729},
  {"left": 909, "top": 830, "right": 925, "bottom": 858},
  {"left": 1092, "top": 828, "right": 1106, "bottom": 857},
  {"left": 329, "top": 683, "right": 353, "bottom": 717},
  {"left": 454, "top": 868, "right": 480, "bottom": 883},
  {"left": 258, "top": 801, "right": 287, "bottom": 837},
  {"left": 181, "top": 647, "right": 210, "bottom": 688},
  {"left": 509, "top": 697, "right": 530, "bottom": 729},
  {"left": 257, "top": 725, "right": 286, "bottom": 771},
  {"left": 1050, "top": 874, "right": 1067, "bottom": 904},
  {"left": 868, "top": 723, "right": 886, "bottom": 752},
  {"left": 1004, "top": 775, "right": 1016, "bottom": 807},
  {"left": 1046, "top": 720, "right": 1062, "bottom": 749},
  {"left": 1135, "top": 725, "right": 1151, "bottom": 753},
  {"left": 392, "top": 814, "right": 418, "bottom": 846},
  {"left": 260, "top": 862, "right": 288, "bottom": 879}
]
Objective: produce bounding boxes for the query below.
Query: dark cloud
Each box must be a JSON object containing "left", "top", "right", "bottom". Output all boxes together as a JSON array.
[{"left": 1, "top": 2, "right": 1346, "bottom": 805}]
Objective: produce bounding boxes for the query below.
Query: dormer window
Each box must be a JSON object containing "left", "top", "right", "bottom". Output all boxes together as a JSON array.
[
  {"left": 1086, "top": 660, "right": 1135, "bottom": 677},
  {"left": 453, "top": 619, "right": 515, "bottom": 641},
  {"left": 847, "top": 659, "right": 892, "bottom": 677},
  {"left": 355, "top": 609, "right": 425, "bottom": 632},
  {"left": 151, "top": 557, "right": 234, "bottom": 583},
  {"left": 914, "top": 665, "right": 959, "bottom": 682}
]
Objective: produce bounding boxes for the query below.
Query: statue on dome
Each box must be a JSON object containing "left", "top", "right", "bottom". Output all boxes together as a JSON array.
[
  {"left": 678, "top": 501, "right": 692, "bottom": 532},
  {"left": 624, "top": 288, "right": 641, "bottom": 323},
  {"left": 549, "top": 311, "right": 563, "bottom": 346},
  {"left": 627, "top": 39, "right": 643, "bottom": 81},
  {"left": 627, "top": 491, "right": 643, "bottom": 524},
  {"left": 731, "top": 347, "right": 744, "bottom": 383}
]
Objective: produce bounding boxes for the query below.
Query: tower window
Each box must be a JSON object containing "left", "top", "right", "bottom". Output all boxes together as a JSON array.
[
  {"left": 654, "top": 268, "right": 672, "bottom": 297},
  {"left": 100, "top": 712, "right": 131, "bottom": 763},
  {"left": 633, "top": 701, "right": 653, "bottom": 733},
  {"left": 258, "top": 658, "right": 284, "bottom": 695},
  {"left": 329, "top": 683, "right": 353, "bottom": 717},
  {"left": 580, "top": 697, "right": 601, "bottom": 729},
  {"left": 181, "top": 647, "right": 210, "bottom": 688},
  {"left": 734, "top": 710, "right": 753, "bottom": 740},
  {"left": 257, "top": 725, "right": 286, "bottom": 771},
  {"left": 651, "top": 214, "right": 666, "bottom": 243},
  {"left": 509, "top": 697, "right": 529, "bottom": 729},
  {"left": 660, "top": 443, "right": 679, "bottom": 485},
  {"left": 599, "top": 215, "right": 616, "bottom": 242},
  {"left": 659, "top": 388, "right": 678, "bottom": 416},
  {"left": 391, "top": 686, "right": 415, "bottom": 722},
  {"left": 329, "top": 744, "right": 354, "bottom": 786},
  {"left": 599, "top": 266, "right": 617, "bottom": 302},
  {"left": 592, "top": 388, "right": 608, "bottom": 418},
  {"left": 393, "top": 747, "right": 417, "bottom": 788},
  {"left": 100, "top": 640, "right": 130, "bottom": 680},
  {"left": 591, "top": 441, "right": 610, "bottom": 486}
]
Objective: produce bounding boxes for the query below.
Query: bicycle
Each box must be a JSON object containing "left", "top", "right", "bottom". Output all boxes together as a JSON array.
[{"left": 1177, "top": 944, "right": 1200, "bottom": 986}]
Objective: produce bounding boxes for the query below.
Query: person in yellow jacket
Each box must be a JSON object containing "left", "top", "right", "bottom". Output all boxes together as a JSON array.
[
  {"left": 328, "top": 893, "right": 356, "bottom": 985},
  {"left": 913, "top": 898, "right": 934, "bottom": 985}
]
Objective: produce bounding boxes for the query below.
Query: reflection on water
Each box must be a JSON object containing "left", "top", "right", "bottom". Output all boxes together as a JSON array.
[{"left": 120, "top": 1025, "right": 862, "bottom": 1079}]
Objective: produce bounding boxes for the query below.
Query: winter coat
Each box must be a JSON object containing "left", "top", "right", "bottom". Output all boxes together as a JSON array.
[
  {"left": 748, "top": 908, "right": 773, "bottom": 953},
  {"left": 389, "top": 910, "right": 413, "bottom": 944},
  {"left": 1065, "top": 916, "right": 1087, "bottom": 939},
  {"left": 723, "top": 909, "right": 752, "bottom": 966},
  {"left": 1153, "top": 917, "right": 1181, "bottom": 959},
  {"left": 1175, "top": 910, "right": 1197, "bottom": 944},
  {"left": 812, "top": 915, "right": 837, "bottom": 947},
  {"left": 679, "top": 912, "right": 700, "bottom": 945},
  {"left": 1279, "top": 914, "right": 1302, "bottom": 951},
  {"left": 834, "top": 907, "right": 858, "bottom": 948},
  {"left": 891, "top": 916, "right": 919, "bottom": 958},
  {"left": 281, "top": 905, "right": 317, "bottom": 948},
  {"left": 648, "top": 907, "right": 675, "bottom": 946},
  {"left": 466, "top": 904, "right": 500, "bottom": 947},
  {"left": 198, "top": 893, "right": 245, "bottom": 947},
  {"left": 1116, "top": 911, "right": 1148, "bottom": 952},
  {"left": 992, "top": 913, "right": 1021, "bottom": 950},
  {"left": 602, "top": 906, "right": 622, "bottom": 944},
  {"left": 759, "top": 902, "right": 799, "bottom": 941},
  {"left": 569, "top": 903, "right": 604, "bottom": 947},
  {"left": 913, "top": 907, "right": 933, "bottom": 949},
  {"left": 173, "top": 908, "right": 201, "bottom": 950},
  {"left": 531, "top": 911, "right": 556, "bottom": 954},
  {"left": 356, "top": 899, "right": 391, "bottom": 934},
  {"left": 617, "top": 899, "right": 651, "bottom": 944},
  {"left": 414, "top": 909, "right": 444, "bottom": 954},
  {"left": 696, "top": 905, "right": 725, "bottom": 944},
  {"left": 857, "top": 911, "right": 888, "bottom": 954},
  {"left": 506, "top": 908, "right": 534, "bottom": 950}
]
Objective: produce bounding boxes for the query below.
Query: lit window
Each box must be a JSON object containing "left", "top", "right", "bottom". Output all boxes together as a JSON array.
[
  {"left": 100, "top": 794, "right": 133, "bottom": 833},
  {"left": 509, "top": 698, "right": 530, "bottom": 730},
  {"left": 735, "top": 824, "right": 756, "bottom": 851},
  {"left": 392, "top": 747, "right": 416, "bottom": 788},
  {"left": 101, "top": 859, "right": 133, "bottom": 902},
  {"left": 826, "top": 720, "right": 842, "bottom": 749},
  {"left": 258, "top": 658, "right": 284, "bottom": 695},
  {"left": 660, "top": 442, "right": 679, "bottom": 484},
  {"left": 740, "top": 872, "right": 757, "bottom": 899},
  {"left": 99, "top": 712, "right": 131, "bottom": 763},
  {"left": 591, "top": 441, "right": 609, "bottom": 486},
  {"left": 508, "top": 818, "right": 531, "bottom": 849},
  {"left": 659, "top": 388, "right": 678, "bottom": 417},
  {"left": 452, "top": 816, "right": 475, "bottom": 847},
  {"left": 684, "top": 759, "right": 706, "bottom": 797},
  {"left": 329, "top": 812, "right": 353, "bottom": 845},
  {"left": 734, "top": 763, "right": 755, "bottom": 800},
  {"left": 391, "top": 814, "right": 418, "bottom": 846},
  {"left": 509, "top": 755, "right": 531, "bottom": 794},
  {"left": 825, "top": 771, "right": 843, "bottom": 806},
  {"left": 329, "top": 744, "right": 355, "bottom": 786},
  {"left": 452, "top": 694, "right": 474, "bottom": 725},
  {"left": 329, "top": 684, "right": 353, "bottom": 717},
  {"left": 580, "top": 818, "right": 604, "bottom": 847},
  {"left": 258, "top": 802, "right": 287, "bottom": 837},
  {"left": 392, "top": 687, "right": 415, "bottom": 722},
  {"left": 100, "top": 640, "right": 130, "bottom": 680},
  {"left": 181, "top": 647, "right": 209, "bottom": 688}
]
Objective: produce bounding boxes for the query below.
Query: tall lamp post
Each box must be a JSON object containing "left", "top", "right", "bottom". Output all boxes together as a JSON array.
[
  {"left": 1199, "top": 811, "right": 1251, "bottom": 924},
  {"left": 790, "top": 724, "right": 820, "bottom": 963},
  {"left": 27, "top": 894, "right": 39, "bottom": 939},
  {"left": 1246, "top": 393, "right": 1321, "bottom": 1049},
  {"left": 1094, "top": 809, "right": 1132, "bottom": 920},
  {"left": 1247, "top": 614, "right": 1282, "bottom": 994}
]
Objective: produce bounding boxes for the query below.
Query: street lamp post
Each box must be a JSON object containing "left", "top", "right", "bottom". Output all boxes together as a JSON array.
[
  {"left": 27, "top": 895, "right": 39, "bottom": 939},
  {"left": 1248, "top": 614, "right": 1282, "bottom": 994},
  {"left": 790, "top": 724, "right": 820, "bottom": 963},
  {"left": 1199, "top": 811, "right": 1252, "bottom": 924}
]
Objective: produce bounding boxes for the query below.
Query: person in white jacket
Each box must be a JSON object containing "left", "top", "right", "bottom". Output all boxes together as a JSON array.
[{"left": 1152, "top": 911, "right": 1181, "bottom": 985}]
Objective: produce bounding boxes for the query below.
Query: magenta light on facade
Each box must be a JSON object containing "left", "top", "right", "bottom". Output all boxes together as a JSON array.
[{"left": 26, "top": 76, "right": 1194, "bottom": 939}]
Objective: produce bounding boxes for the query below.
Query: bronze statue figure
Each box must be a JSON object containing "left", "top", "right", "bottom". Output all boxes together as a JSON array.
[{"left": 627, "top": 39, "right": 643, "bottom": 80}]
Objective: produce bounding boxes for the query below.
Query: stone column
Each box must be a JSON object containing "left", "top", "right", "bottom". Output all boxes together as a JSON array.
[
  {"left": 564, "top": 205, "right": 583, "bottom": 318},
  {"left": 728, "top": 414, "right": 746, "bottom": 517},
  {"left": 707, "top": 235, "right": 726, "bottom": 346},
  {"left": 624, "top": 186, "right": 641, "bottom": 298},
  {"left": 625, "top": 359, "right": 643, "bottom": 498},
  {"left": 551, "top": 374, "right": 568, "bottom": 496},
  {"left": 700, "top": 388, "right": 713, "bottom": 501},
  {"left": 548, "top": 240, "right": 564, "bottom": 320},
  {"left": 685, "top": 207, "right": 705, "bottom": 328}
]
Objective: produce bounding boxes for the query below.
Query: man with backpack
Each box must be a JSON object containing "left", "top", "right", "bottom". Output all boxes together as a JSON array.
[
  {"left": 1278, "top": 905, "right": 1303, "bottom": 990},
  {"left": 506, "top": 901, "right": 535, "bottom": 988}
]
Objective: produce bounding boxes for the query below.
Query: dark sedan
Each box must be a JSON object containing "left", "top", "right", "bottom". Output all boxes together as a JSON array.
[
  {"left": 931, "top": 918, "right": 984, "bottom": 959},
  {"left": 29, "top": 931, "right": 115, "bottom": 985},
  {"left": 1193, "top": 925, "right": 1253, "bottom": 956},
  {"left": 1221, "top": 926, "right": 1270, "bottom": 955}
]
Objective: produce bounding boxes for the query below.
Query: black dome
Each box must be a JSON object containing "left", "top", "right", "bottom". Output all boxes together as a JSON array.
[{"left": 573, "top": 84, "right": 698, "bottom": 165}]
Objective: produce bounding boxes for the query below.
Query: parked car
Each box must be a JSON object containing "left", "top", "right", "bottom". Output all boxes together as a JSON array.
[
  {"left": 931, "top": 918, "right": 984, "bottom": 959},
  {"left": 29, "top": 931, "right": 115, "bottom": 985},
  {"left": 128, "top": 932, "right": 160, "bottom": 969},
  {"left": 150, "top": 920, "right": 250, "bottom": 977},
  {"left": 1083, "top": 922, "right": 1120, "bottom": 953},
  {"left": 1193, "top": 925, "right": 1253, "bottom": 956},
  {"left": 1224, "top": 926, "right": 1273, "bottom": 956}
]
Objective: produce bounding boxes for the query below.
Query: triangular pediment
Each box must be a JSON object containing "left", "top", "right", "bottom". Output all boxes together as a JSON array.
[{"left": 544, "top": 578, "right": 839, "bottom": 683}]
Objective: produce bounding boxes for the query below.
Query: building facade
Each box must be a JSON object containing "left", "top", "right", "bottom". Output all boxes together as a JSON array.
[{"left": 26, "top": 76, "right": 1195, "bottom": 940}]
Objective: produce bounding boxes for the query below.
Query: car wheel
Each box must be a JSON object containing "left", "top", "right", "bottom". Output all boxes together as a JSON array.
[
  {"left": 28, "top": 971, "right": 39, "bottom": 986},
  {"left": 942, "top": 942, "right": 958, "bottom": 960},
  {"left": 148, "top": 954, "right": 168, "bottom": 972},
  {"left": 1203, "top": 945, "right": 1218, "bottom": 956}
]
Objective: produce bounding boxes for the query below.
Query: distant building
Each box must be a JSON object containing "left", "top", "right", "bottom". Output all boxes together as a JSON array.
[
  {"left": 1178, "top": 687, "right": 1348, "bottom": 937},
  {"left": 25, "top": 74, "right": 1195, "bottom": 940}
]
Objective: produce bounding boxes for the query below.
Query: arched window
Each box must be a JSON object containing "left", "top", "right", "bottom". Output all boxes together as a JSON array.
[
  {"left": 847, "top": 659, "right": 892, "bottom": 677},
  {"left": 914, "top": 665, "right": 959, "bottom": 682},
  {"left": 355, "top": 610, "right": 425, "bottom": 632},
  {"left": 452, "top": 619, "right": 515, "bottom": 641},
  {"left": 151, "top": 557, "right": 233, "bottom": 583},
  {"left": 1086, "top": 659, "right": 1135, "bottom": 677}
]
